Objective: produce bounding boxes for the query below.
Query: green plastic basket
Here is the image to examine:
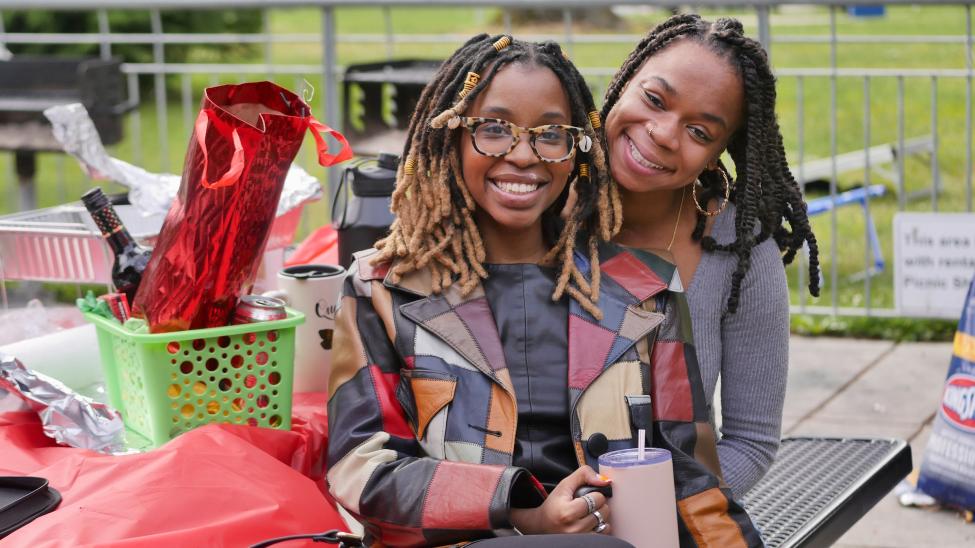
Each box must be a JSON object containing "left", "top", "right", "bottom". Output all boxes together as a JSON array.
[{"left": 84, "top": 309, "right": 304, "bottom": 447}]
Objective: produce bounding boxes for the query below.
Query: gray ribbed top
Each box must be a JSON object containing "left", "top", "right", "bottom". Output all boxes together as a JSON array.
[{"left": 685, "top": 204, "right": 790, "bottom": 499}]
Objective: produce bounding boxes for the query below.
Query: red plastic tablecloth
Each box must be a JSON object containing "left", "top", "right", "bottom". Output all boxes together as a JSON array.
[{"left": 0, "top": 393, "right": 345, "bottom": 547}]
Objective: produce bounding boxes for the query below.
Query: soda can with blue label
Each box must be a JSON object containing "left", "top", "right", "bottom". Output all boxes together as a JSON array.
[{"left": 917, "top": 273, "right": 975, "bottom": 510}]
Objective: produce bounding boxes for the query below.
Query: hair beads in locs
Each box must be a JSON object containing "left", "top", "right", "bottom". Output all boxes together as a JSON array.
[{"left": 373, "top": 34, "right": 622, "bottom": 318}]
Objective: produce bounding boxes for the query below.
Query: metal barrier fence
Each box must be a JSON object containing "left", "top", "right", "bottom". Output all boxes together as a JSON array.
[{"left": 0, "top": 0, "right": 972, "bottom": 318}]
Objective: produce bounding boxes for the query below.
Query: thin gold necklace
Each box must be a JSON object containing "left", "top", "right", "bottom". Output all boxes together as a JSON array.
[{"left": 666, "top": 185, "right": 687, "bottom": 252}]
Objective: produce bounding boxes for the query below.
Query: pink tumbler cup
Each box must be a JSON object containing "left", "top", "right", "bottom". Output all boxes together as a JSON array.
[{"left": 598, "top": 447, "right": 679, "bottom": 548}]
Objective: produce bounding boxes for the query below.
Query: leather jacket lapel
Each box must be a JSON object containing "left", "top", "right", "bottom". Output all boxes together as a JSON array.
[
  {"left": 397, "top": 280, "right": 511, "bottom": 392},
  {"left": 568, "top": 246, "right": 672, "bottom": 404},
  {"left": 385, "top": 246, "right": 677, "bottom": 405}
]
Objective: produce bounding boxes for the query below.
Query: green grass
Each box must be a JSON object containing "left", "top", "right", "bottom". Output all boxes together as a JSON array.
[
  {"left": 791, "top": 313, "right": 958, "bottom": 342},
  {"left": 1, "top": 5, "right": 971, "bottom": 335}
]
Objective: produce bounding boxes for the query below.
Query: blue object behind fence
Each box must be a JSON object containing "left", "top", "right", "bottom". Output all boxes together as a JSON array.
[
  {"left": 848, "top": 5, "right": 886, "bottom": 17},
  {"left": 806, "top": 184, "right": 887, "bottom": 274}
]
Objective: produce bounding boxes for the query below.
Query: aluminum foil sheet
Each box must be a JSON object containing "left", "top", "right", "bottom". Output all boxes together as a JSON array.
[
  {"left": 0, "top": 353, "right": 127, "bottom": 454},
  {"left": 43, "top": 103, "right": 322, "bottom": 217}
]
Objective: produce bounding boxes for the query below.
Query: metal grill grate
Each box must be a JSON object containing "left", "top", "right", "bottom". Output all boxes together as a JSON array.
[{"left": 741, "top": 437, "right": 910, "bottom": 548}]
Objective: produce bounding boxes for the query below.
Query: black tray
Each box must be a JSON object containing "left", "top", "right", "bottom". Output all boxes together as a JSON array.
[{"left": 0, "top": 477, "right": 62, "bottom": 538}]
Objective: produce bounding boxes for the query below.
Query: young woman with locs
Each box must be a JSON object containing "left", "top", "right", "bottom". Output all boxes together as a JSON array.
[
  {"left": 326, "top": 34, "right": 761, "bottom": 547},
  {"left": 601, "top": 14, "right": 821, "bottom": 497}
]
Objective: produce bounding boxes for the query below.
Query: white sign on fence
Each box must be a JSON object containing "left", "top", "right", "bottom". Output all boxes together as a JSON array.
[{"left": 894, "top": 212, "right": 975, "bottom": 319}]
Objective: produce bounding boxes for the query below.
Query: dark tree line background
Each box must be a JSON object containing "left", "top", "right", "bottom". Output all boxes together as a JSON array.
[
  {"left": 3, "top": 8, "right": 625, "bottom": 62},
  {"left": 503, "top": 8, "right": 625, "bottom": 29},
  {"left": 3, "top": 10, "right": 263, "bottom": 63}
]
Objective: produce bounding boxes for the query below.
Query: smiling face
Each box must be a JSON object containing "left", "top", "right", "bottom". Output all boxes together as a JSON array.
[
  {"left": 604, "top": 39, "right": 744, "bottom": 194},
  {"left": 460, "top": 62, "right": 575, "bottom": 237}
]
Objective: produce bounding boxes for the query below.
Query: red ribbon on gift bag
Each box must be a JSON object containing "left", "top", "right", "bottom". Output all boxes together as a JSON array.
[{"left": 132, "top": 81, "right": 352, "bottom": 333}]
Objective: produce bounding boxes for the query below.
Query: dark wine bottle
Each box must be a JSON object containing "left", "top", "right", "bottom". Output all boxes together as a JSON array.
[{"left": 81, "top": 188, "right": 152, "bottom": 305}]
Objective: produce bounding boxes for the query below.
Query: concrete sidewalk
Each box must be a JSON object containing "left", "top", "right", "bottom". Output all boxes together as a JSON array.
[{"left": 783, "top": 336, "right": 974, "bottom": 548}]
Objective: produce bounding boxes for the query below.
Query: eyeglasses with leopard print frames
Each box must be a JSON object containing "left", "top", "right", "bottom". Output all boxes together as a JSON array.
[{"left": 458, "top": 117, "right": 588, "bottom": 163}]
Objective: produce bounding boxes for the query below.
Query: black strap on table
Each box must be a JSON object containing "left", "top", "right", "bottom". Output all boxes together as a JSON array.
[{"left": 249, "top": 529, "right": 362, "bottom": 548}]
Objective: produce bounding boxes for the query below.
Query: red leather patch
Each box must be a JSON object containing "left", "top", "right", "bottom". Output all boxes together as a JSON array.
[
  {"left": 650, "top": 341, "right": 694, "bottom": 422},
  {"left": 371, "top": 521, "right": 430, "bottom": 546},
  {"left": 568, "top": 315, "right": 616, "bottom": 390},
  {"left": 357, "top": 256, "right": 390, "bottom": 281},
  {"left": 370, "top": 366, "right": 413, "bottom": 439},
  {"left": 601, "top": 251, "right": 667, "bottom": 302},
  {"left": 421, "top": 461, "right": 504, "bottom": 530}
]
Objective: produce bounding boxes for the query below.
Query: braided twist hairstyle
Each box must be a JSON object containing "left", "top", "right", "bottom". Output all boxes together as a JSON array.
[
  {"left": 600, "top": 14, "right": 820, "bottom": 313},
  {"left": 373, "top": 34, "right": 621, "bottom": 318}
]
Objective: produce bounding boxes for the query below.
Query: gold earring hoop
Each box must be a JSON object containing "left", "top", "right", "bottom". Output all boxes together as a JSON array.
[{"left": 693, "top": 167, "right": 732, "bottom": 217}]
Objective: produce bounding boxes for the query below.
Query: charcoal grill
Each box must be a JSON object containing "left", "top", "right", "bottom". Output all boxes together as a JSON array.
[
  {"left": 0, "top": 56, "right": 136, "bottom": 209},
  {"left": 342, "top": 60, "right": 440, "bottom": 156}
]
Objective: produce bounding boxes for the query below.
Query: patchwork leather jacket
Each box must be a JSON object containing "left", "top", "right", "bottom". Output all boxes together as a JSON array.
[{"left": 327, "top": 243, "right": 763, "bottom": 547}]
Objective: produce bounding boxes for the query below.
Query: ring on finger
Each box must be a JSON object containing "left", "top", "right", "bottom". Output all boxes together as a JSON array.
[
  {"left": 581, "top": 493, "right": 597, "bottom": 515},
  {"left": 592, "top": 509, "right": 607, "bottom": 533}
]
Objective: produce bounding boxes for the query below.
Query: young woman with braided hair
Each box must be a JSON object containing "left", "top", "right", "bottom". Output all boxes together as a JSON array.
[
  {"left": 327, "top": 33, "right": 761, "bottom": 547},
  {"left": 601, "top": 13, "right": 821, "bottom": 498},
  {"left": 373, "top": 33, "right": 619, "bottom": 318}
]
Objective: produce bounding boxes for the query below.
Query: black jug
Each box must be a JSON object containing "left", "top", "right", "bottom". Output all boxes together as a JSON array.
[{"left": 333, "top": 153, "right": 398, "bottom": 268}]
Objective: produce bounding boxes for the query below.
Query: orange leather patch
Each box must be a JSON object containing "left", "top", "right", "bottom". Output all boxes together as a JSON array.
[
  {"left": 677, "top": 488, "right": 748, "bottom": 548},
  {"left": 573, "top": 441, "right": 586, "bottom": 467},
  {"left": 484, "top": 384, "right": 515, "bottom": 453},
  {"left": 409, "top": 376, "right": 456, "bottom": 439}
]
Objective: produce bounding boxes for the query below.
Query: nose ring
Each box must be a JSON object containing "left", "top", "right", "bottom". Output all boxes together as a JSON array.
[{"left": 647, "top": 125, "right": 655, "bottom": 138}]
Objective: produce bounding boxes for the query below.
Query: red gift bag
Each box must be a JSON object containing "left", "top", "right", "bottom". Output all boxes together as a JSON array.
[{"left": 132, "top": 81, "right": 351, "bottom": 333}]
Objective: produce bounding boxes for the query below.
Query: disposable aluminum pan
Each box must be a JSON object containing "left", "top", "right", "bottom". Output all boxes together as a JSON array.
[
  {"left": 0, "top": 203, "right": 162, "bottom": 284},
  {"left": 1, "top": 103, "right": 319, "bottom": 285},
  {"left": 0, "top": 201, "right": 305, "bottom": 285}
]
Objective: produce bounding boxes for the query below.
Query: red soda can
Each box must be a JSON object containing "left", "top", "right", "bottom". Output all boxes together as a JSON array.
[
  {"left": 233, "top": 295, "right": 287, "bottom": 324},
  {"left": 98, "top": 292, "right": 131, "bottom": 322}
]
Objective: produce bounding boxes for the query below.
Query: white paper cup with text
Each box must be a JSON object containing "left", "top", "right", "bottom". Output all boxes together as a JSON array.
[
  {"left": 598, "top": 447, "right": 679, "bottom": 548},
  {"left": 267, "top": 264, "right": 346, "bottom": 393}
]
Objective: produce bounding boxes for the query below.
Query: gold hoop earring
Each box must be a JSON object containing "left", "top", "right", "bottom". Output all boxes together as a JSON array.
[{"left": 693, "top": 167, "right": 732, "bottom": 217}]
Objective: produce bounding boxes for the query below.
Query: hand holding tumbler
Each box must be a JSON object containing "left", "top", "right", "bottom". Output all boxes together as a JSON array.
[{"left": 597, "top": 430, "right": 679, "bottom": 548}]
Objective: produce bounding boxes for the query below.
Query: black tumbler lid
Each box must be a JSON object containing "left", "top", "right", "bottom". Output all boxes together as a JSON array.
[
  {"left": 351, "top": 157, "right": 397, "bottom": 198},
  {"left": 377, "top": 152, "right": 399, "bottom": 171},
  {"left": 280, "top": 264, "right": 346, "bottom": 279}
]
